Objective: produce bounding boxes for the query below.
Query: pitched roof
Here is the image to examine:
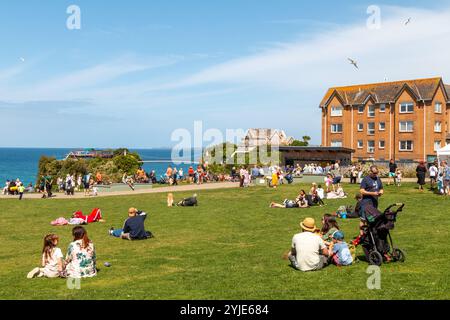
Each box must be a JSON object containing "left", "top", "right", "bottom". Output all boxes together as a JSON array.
[
  {"left": 320, "top": 77, "right": 447, "bottom": 107},
  {"left": 445, "top": 85, "right": 450, "bottom": 102}
]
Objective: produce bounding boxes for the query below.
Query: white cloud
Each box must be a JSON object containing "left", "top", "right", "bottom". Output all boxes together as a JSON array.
[{"left": 158, "top": 5, "right": 450, "bottom": 91}]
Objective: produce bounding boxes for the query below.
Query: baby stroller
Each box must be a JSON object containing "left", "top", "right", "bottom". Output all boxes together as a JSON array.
[{"left": 353, "top": 203, "right": 406, "bottom": 266}]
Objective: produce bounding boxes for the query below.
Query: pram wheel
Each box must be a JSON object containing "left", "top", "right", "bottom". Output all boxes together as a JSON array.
[
  {"left": 392, "top": 248, "right": 406, "bottom": 263},
  {"left": 368, "top": 251, "right": 383, "bottom": 266}
]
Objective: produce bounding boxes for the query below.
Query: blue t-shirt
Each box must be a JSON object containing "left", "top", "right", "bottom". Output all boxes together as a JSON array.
[
  {"left": 333, "top": 242, "right": 353, "bottom": 266},
  {"left": 360, "top": 175, "right": 383, "bottom": 208}
]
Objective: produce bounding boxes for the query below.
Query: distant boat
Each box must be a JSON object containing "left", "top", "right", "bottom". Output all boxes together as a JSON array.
[{"left": 65, "top": 149, "right": 114, "bottom": 160}]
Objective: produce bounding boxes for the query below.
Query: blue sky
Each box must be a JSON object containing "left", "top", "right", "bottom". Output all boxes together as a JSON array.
[{"left": 1, "top": 0, "right": 450, "bottom": 148}]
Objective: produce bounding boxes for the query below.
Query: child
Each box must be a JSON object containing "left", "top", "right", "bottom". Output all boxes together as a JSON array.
[
  {"left": 395, "top": 168, "right": 402, "bottom": 187},
  {"left": 329, "top": 231, "right": 353, "bottom": 266},
  {"left": 324, "top": 174, "right": 333, "bottom": 193},
  {"left": 27, "top": 234, "right": 64, "bottom": 278},
  {"left": 437, "top": 173, "right": 444, "bottom": 195},
  {"left": 18, "top": 183, "right": 25, "bottom": 200},
  {"left": 317, "top": 184, "right": 325, "bottom": 200},
  {"left": 271, "top": 171, "right": 278, "bottom": 189},
  {"left": 320, "top": 214, "right": 340, "bottom": 247},
  {"left": 167, "top": 193, "right": 174, "bottom": 207}
]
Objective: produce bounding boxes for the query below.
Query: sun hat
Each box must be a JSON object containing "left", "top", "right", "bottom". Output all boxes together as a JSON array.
[
  {"left": 333, "top": 230, "right": 345, "bottom": 240},
  {"left": 300, "top": 218, "right": 317, "bottom": 232}
]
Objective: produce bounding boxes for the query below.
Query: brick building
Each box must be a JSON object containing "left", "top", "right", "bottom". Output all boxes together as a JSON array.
[{"left": 320, "top": 77, "right": 450, "bottom": 162}]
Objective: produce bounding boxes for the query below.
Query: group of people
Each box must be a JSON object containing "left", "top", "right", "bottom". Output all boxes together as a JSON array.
[
  {"left": 2, "top": 178, "right": 34, "bottom": 200},
  {"left": 270, "top": 182, "right": 348, "bottom": 209},
  {"left": 53, "top": 172, "right": 101, "bottom": 197},
  {"left": 414, "top": 160, "right": 450, "bottom": 195},
  {"left": 286, "top": 165, "right": 385, "bottom": 272},
  {"left": 387, "top": 159, "right": 450, "bottom": 195},
  {"left": 287, "top": 216, "right": 353, "bottom": 271},
  {"left": 29, "top": 207, "right": 154, "bottom": 280},
  {"left": 27, "top": 227, "right": 97, "bottom": 279}
]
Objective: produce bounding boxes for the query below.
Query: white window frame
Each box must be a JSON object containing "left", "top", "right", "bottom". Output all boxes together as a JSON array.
[
  {"left": 367, "top": 122, "right": 375, "bottom": 135},
  {"left": 434, "top": 141, "right": 441, "bottom": 152},
  {"left": 434, "top": 121, "right": 442, "bottom": 133},
  {"left": 379, "top": 140, "right": 385, "bottom": 149},
  {"left": 435, "top": 102, "right": 442, "bottom": 114},
  {"left": 368, "top": 105, "right": 376, "bottom": 117},
  {"left": 399, "top": 121, "right": 414, "bottom": 133},
  {"left": 331, "top": 106, "right": 343, "bottom": 117},
  {"left": 358, "top": 105, "right": 364, "bottom": 114},
  {"left": 379, "top": 122, "right": 386, "bottom": 131},
  {"left": 380, "top": 104, "right": 386, "bottom": 113},
  {"left": 357, "top": 140, "right": 364, "bottom": 149},
  {"left": 367, "top": 140, "right": 375, "bottom": 153},
  {"left": 399, "top": 103, "right": 414, "bottom": 113},
  {"left": 399, "top": 140, "right": 414, "bottom": 151},
  {"left": 357, "top": 123, "right": 364, "bottom": 132},
  {"left": 331, "top": 140, "right": 343, "bottom": 147},
  {"left": 331, "top": 123, "right": 343, "bottom": 133}
]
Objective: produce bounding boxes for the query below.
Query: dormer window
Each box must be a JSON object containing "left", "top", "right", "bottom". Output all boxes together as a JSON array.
[
  {"left": 400, "top": 103, "right": 414, "bottom": 113},
  {"left": 331, "top": 106, "right": 343, "bottom": 117}
]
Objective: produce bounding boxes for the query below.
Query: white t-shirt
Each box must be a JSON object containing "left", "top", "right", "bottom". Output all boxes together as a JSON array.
[
  {"left": 429, "top": 166, "right": 438, "bottom": 177},
  {"left": 317, "top": 188, "right": 325, "bottom": 199},
  {"left": 292, "top": 232, "right": 326, "bottom": 272},
  {"left": 43, "top": 248, "right": 63, "bottom": 273}
]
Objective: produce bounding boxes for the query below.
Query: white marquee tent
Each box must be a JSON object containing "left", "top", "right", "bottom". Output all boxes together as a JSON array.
[{"left": 437, "top": 144, "right": 450, "bottom": 164}]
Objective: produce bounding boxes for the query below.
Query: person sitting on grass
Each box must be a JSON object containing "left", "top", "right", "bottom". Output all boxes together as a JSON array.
[
  {"left": 27, "top": 234, "right": 65, "bottom": 279},
  {"left": 329, "top": 231, "right": 353, "bottom": 266},
  {"left": 109, "top": 208, "right": 153, "bottom": 240},
  {"left": 287, "top": 218, "right": 329, "bottom": 272},
  {"left": 320, "top": 214, "right": 340, "bottom": 247},
  {"left": 65, "top": 226, "right": 97, "bottom": 278},
  {"left": 309, "top": 183, "right": 325, "bottom": 206},
  {"left": 325, "top": 186, "right": 347, "bottom": 199},
  {"left": 270, "top": 190, "right": 309, "bottom": 208}
]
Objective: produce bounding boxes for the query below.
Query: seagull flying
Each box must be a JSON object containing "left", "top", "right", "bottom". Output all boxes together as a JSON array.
[
  {"left": 19, "top": 57, "right": 25, "bottom": 62},
  {"left": 348, "top": 58, "right": 359, "bottom": 69},
  {"left": 405, "top": 18, "right": 411, "bottom": 26}
]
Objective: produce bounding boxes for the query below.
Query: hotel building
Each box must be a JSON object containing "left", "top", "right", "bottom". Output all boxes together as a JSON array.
[{"left": 320, "top": 77, "right": 450, "bottom": 162}]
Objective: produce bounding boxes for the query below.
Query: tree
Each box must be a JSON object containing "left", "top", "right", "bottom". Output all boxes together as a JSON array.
[{"left": 291, "top": 136, "right": 311, "bottom": 147}]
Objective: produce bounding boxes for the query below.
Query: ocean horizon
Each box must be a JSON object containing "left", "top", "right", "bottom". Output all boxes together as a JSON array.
[{"left": 0, "top": 147, "right": 203, "bottom": 184}]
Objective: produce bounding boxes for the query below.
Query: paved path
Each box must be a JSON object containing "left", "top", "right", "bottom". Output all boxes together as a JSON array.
[
  {"left": 1, "top": 178, "right": 420, "bottom": 201},
  {"left": 0, "top": 182, "right": 240, "bottom": 200}
]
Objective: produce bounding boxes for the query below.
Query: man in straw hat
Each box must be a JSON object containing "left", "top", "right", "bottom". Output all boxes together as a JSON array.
[{"left": 288, "top": 217, "right": 329, "bottom": 272}]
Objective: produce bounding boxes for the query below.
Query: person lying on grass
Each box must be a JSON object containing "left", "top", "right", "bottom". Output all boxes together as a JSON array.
[
  {"left": 27, "top": 234, "right": 65, "bottom": 279},
  {"left": 286, "top": 218, "right": 329, "bottom": 272},
  {"left": 109, "top": 208, "right": 153, "bottom": 240},
  {"left": 270, "top": 190, "right": 309, "bottom": 208},
  {"left": 176, "top": 194, "right": 198, "bottom": 207},
  {"left": 72, "top": 208, "right": 105, "bottom": 224}
]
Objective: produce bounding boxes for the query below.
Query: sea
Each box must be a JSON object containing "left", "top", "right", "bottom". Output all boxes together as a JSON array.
[{"left": 0, "top": 148, "right": 203, "bottom": 184}]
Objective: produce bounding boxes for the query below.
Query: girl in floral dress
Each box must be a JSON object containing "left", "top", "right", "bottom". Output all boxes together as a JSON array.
[{"left": 65, "top": 226, "right": 97, "bottom": 278}]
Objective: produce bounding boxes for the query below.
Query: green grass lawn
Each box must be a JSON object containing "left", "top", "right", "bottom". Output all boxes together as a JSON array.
[{"left": 0, "top": 183, "right": 449, "bottom": 300}]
